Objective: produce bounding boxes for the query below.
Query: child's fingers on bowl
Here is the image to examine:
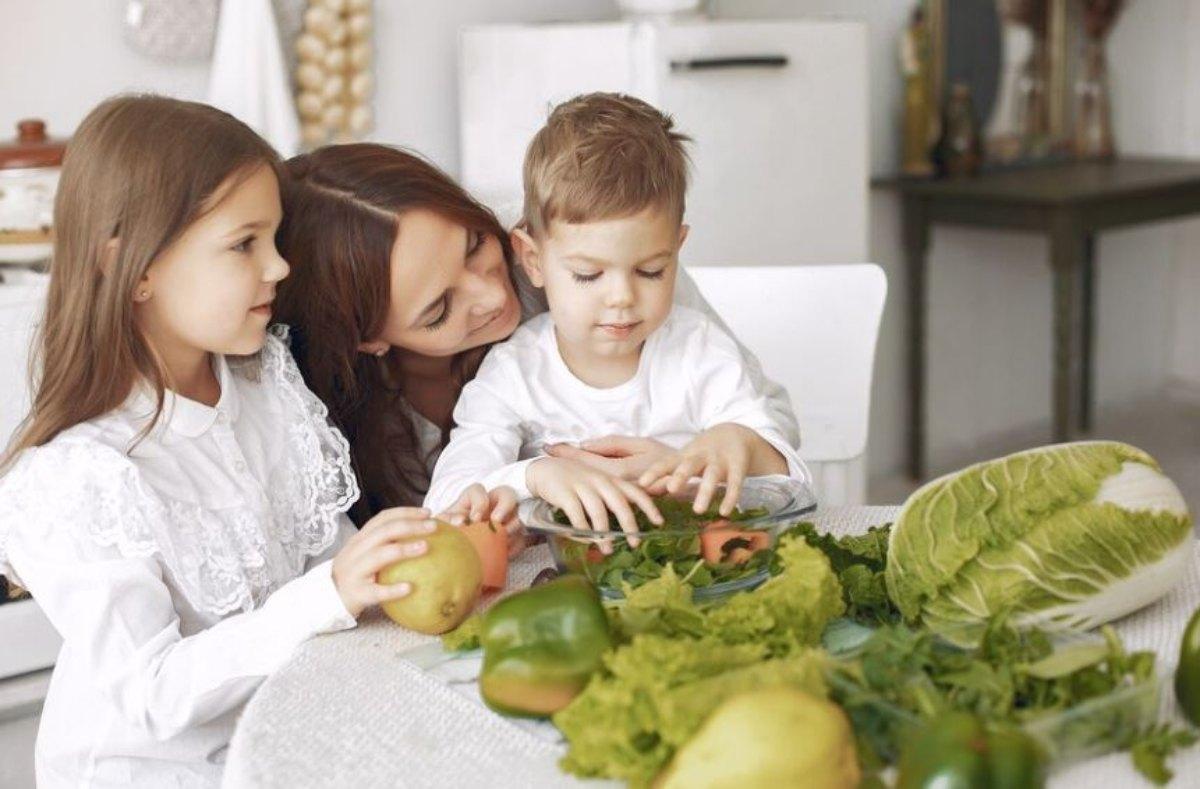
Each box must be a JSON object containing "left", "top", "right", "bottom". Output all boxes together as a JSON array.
[
  {"left": 619, "top": 479, "right": 663, "bottom": 526},
  {"left": 718, "top": 465, "right": 746, "bottom": 516},
  {"left": 692, "top": 462, "right": 725, "bottom": 514},
  {"left": 557, "top": 497, "right": 592, "bottom": 535},
  {"left": 666, "top": 455, "right": 704, "bottom": 495},
  {"left": 638, "top": 454, "right": 680, "bottom": 488},
  {"left": 598, "top": 482, "right": 641, "bottom": 548},
  {"left": 576, "top": 487, "right": 615, "bottom": 554}
]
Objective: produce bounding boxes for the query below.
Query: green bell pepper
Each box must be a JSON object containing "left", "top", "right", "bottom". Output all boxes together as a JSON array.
[
  {"left": 1176, "top": 604, "right": 1200, "bottom": 726},
  {"left": 479, "top": 575, "right": 613, "bottom": 718},
  {"left": 897, "top": 712, "right": 1046, "bottom": 789}
]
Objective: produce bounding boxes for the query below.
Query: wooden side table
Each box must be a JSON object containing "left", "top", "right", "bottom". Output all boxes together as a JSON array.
[{"left": 878, "top": 157, "right": 1200, "bottom": 479}]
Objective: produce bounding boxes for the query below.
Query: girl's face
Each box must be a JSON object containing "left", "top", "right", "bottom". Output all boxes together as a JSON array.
[
  {"left": 375, "top": 208, "right": 521, "bottom": 358},
  {"left": 137, "top": 164, "right": 289, "bottom": 361}
]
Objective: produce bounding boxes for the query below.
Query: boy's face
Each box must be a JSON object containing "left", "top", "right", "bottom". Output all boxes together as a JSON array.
[{"left": 515, "top": 205, "right": 688, "bottom": 362}]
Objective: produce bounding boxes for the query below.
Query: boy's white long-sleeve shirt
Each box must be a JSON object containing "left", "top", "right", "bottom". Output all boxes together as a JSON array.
[
  {"left": 0, "top": 331, "right": 359, "bottom": 788},
  {"left": 425, "top": 305, "right": 809, "bottom": 513}
]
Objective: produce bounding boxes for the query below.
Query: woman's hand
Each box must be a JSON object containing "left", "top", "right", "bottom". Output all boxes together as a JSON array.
[
  {"left": 544, "top": 435, "right": 674, "bottom": 481},
  {"left": 331, "top": 507, "right": 437, "bottom": 618},
  {"left": 638, "top": 424, "right": 787, "bottom": 516},
  {"left": 527, "top": 457, "right": 662, "bottom": 550},
  {"left": 438, "top": 484, "right": 527, "bottom": 558}
]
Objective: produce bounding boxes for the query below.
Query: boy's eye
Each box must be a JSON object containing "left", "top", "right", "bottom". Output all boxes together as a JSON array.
[
  {"left": 637, "top": 268, "right": 666, "bottom": 280},
  {"left": 571, "top": 271, "right": 602, "bottom": 284},
  {"left": 232, "top": 235, "right": 255, "bottom": 253}
]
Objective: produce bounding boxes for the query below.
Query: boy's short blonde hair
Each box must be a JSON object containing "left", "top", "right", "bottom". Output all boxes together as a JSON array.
[{"left": 522, "top": 92, "right": 691, "bottom": 237}]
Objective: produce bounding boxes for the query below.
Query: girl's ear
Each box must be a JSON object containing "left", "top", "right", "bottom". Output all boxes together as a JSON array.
[
  {"left": 102, "top": 238, "right": 153, "bottom": 302},
  {"left": 510, "top": 226, "right": 545, "bottom": 288}
]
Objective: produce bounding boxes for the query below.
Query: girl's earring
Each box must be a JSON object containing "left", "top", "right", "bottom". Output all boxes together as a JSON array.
[
  {"left": 374, "top": 346, "right": 389, "bottom": 357},
  {"left": 137, "top": 290, "right": 150, "bottom": 301}
]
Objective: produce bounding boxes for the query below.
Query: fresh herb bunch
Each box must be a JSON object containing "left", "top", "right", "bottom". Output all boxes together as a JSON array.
[
  {"left": 552, "top": 496, "right": 772, "bottom": 592},
  {"left": 826, "top": 616, "right": 1188, "bottom": 783}
]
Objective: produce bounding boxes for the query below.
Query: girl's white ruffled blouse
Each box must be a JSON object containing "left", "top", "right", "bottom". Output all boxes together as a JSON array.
[{"left": 0, "top": 330, "right": 360, "bottom": 789}]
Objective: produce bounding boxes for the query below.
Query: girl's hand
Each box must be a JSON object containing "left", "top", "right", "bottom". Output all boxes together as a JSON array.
[
  {"left": 543, "top": 435, "right": 675, "bottom": 481},
  {"left": 638, "top": 424, "right": 787, "bottom": 517},
  {"left": 438, "top": 484, "right": 527, "bottom": 559},
  {"left": 527, "top": 457, "right": 662, "bottom": 550},
  {"left": 332, "top": 507, "right": 437, "bottom": 618}
]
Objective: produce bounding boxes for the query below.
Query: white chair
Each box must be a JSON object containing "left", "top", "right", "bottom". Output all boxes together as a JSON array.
[{"left": 687, "top": 264, "right": 887, "bottom": 506}]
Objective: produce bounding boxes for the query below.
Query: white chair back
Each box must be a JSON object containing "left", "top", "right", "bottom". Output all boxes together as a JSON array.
[{"left": 687, "top": 264, "right": 887, "bottom": 505}]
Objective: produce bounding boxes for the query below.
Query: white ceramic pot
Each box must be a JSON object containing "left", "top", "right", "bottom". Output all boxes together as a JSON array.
[{"left": 0, "top": 120, "right": 65, "bottom": 266}]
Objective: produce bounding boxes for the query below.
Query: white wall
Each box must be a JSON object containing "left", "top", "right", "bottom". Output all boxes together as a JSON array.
[{"left": 3, "top": 0, "right": 1195, "bottom": 481}]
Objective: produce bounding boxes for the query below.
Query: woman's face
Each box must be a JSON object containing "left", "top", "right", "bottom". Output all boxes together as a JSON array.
[{"left": 375, "top": 208, "right": 521, "bottom": 358}]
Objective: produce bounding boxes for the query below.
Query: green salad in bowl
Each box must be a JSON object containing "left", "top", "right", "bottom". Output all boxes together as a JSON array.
[{"left": 518, "top": 475, "right": 817, "bottom": 600}]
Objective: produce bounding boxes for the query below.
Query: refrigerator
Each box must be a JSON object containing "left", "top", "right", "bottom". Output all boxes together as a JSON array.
[{"left": 458, "top": 18, "right": 868, "bottom": 265}]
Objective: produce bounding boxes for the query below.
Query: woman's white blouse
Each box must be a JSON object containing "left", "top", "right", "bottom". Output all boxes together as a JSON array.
[{"left": 0, "top": 330, "right": 360, "bottom": 789}]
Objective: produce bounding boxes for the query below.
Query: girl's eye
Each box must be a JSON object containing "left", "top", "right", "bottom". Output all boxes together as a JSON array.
[
  {"left": 637, "top": 268, "right": 666, "bottom": 280},
  {"left": 232, "top": 236, "right": 255, "bottom": 254},
  {"left": 424, "top": 294, "right": 453, "bottom": 331},
  {"left": 571, "top": 271, "right": 602, "bottom": 284}
]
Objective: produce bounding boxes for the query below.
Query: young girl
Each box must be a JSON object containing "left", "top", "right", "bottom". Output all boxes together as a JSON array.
[{"left": 0, "top": 95, "right": 453, "bottom": 788}]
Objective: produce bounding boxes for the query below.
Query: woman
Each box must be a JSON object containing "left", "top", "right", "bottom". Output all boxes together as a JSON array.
[{"left": 274, "top": 143, "right": 798, "bottom": 525}]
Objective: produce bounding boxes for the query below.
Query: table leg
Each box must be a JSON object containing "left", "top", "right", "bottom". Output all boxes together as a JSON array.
[
  {"left": 1049, "top": 214, "right": 1087, "bottom": 444},
  {"left": 1080, "top": 234, "right": 1096, "bottom": 432},
  {"left": 903, "top": 196, "right": 930, "bottom": 479}
]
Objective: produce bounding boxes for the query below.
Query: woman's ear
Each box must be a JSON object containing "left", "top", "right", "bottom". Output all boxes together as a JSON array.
[
  {"left": 357, "top": 340, "right": 390, "bottom": 357},
  {"left": 510, "top": 226, "right": 545, "bottom": 288}
]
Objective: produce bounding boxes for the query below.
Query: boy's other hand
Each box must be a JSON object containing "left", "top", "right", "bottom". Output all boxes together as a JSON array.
[
  {"left": 543, "top": 435, "right": 674, "bottom": 481},
  {"left": 526, "top": 457, "right": 662, "bottom": 551},
  {"left": 638, "top": 424, "right": 786, "bottom": 517}
]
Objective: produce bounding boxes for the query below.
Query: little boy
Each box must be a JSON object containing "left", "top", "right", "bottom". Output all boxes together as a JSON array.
[{"left": 425, "top": 93, "right": 807, "bottom": 536}]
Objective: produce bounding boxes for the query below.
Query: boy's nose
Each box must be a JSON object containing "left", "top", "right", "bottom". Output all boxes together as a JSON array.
[{"left": 605, "top": 274, "right": 635, "bottom": 307}]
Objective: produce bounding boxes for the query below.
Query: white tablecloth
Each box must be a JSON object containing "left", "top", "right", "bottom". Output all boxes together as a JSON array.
[{"left": 223, "top": 507, "right": 1200, "bottom": 789}]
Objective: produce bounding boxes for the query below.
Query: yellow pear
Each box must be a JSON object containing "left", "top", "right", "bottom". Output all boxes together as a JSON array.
[{"left": 377, "top": 522, "right": 482, "bottom": 634}]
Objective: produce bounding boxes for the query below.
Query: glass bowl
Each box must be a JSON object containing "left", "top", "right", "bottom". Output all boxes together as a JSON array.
[{"left": 518, "top": 474, "right": 817, "bottom": 601}]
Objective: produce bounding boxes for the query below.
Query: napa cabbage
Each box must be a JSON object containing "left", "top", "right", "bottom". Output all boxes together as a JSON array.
[{"left": 886, "top": 441, "right": 1193, "bottom": 640}]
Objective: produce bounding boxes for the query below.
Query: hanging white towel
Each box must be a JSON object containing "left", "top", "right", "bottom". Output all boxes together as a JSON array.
[{"left": 207, "top": 0, "right": 300, "bottom": 157}]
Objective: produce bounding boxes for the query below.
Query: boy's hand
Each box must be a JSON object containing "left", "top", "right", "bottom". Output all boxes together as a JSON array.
[
  {"left": 438, "top": 483, "right": 518, "bottom": 527},
  {"left": 543, "top": 435, "right": 674, "bottom": 481},
  {"left": 638, "top": 423, "right": 787, "bottom": 516},
  {"left": 527, "top": 457, "right": 663, "bottom": 549},
  {"left": 332, "top": 507, "right": 437, "bottom": 618},
  {"left": 438, "top": 484, "right": 527, "bottom": 559}
]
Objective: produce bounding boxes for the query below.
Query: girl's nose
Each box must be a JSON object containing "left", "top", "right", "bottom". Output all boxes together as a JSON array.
[{"left": 264, "top": 247, "right": 290, "bottom": 283}]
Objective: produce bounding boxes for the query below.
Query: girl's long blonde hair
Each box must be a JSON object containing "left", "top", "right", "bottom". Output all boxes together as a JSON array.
[{"left": 1, "top": 95, "right": 279, "bottom": 469}]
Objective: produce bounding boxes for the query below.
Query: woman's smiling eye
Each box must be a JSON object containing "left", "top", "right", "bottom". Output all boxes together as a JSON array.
[
  {"left": 571, "top": 271, "right": 602, "bottom": 284},
  {"left": 424, "top": 293, "right": 453, "bottom": 331},
  {"left": 232, "top": 235, "right": 255, "bottom": 253},
  {"left": 467, "top": 230, "right": 487, "bottom": 256}
]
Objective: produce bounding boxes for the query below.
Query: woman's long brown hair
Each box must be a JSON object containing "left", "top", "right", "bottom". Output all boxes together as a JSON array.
[
  {"left": 1, "top": 95, "right": 279, "bottom": 470},
  {"left": 274, "top": 144, "right": 512, "bottom": 524}
]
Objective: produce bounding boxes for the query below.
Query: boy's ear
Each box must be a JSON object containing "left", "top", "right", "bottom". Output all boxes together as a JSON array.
[
  {"left": 677, "top": 223, "right": 690, "bottom": 251},
  {"left": 510, "top": 226, "right": 545, "bottom": 287}
]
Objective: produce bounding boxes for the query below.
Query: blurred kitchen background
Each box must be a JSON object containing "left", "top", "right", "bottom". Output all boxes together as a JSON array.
[{"left": 1, "top": 1, "right": 1199, "bottom": 784}]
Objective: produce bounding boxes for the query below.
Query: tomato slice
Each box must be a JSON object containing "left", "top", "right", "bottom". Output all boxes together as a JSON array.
[
  {"left": 699, "top": 519, "right": 769, "bottom": 565},
  {"left": 460, "top": 520, "right": 509, "bottom": 590}
]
